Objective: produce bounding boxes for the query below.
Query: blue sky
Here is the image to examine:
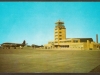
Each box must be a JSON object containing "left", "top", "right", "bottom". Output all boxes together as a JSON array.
[{"left": 0, "top": 2, "right": 100, "bottom": 45}]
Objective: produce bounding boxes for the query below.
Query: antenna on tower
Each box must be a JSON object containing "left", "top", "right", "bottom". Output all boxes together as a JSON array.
[{"left": 58, "top": 20, "right": 60, "bottom": 22}]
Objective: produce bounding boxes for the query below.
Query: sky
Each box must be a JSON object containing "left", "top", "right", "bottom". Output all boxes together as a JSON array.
[{"left": 0, "top": 2, "right": 100, "bottom": 45}]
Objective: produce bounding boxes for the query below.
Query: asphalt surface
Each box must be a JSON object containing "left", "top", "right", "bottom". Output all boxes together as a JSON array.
[{"left": 0, "top": 48, "right": 100, "bottom": 73}]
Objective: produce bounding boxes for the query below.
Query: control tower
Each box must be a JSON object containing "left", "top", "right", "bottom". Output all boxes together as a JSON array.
[
  {"left": 54, "top": 20, "right": 66, "bottom": 47},
  {"left": 54, "top": 20, "right": 66, "bottom": 40}
]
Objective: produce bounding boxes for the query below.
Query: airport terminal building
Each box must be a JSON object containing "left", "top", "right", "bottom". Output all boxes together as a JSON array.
[{"left": 44, "top": 20, "right": 100, "bottom": 50}]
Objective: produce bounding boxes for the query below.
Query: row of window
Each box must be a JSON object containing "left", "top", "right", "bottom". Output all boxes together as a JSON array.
[
  {"left": 54, "top": 41, "right": 78, "bottom": 43},
  {"left": 73, "top": 40, "right": 78, "bottom": 42},
  {"left": 55, "top": 38, "right": 62, "bottom": 40},
  {"left": 55, "top": 41, "right": 71, "bottom": 42},
  {"left": 55, "top": 28, "right": 62, "bottom": 30},
  {"left": 73, "top": 40, "right": 78, "bottom": 41},
  {"left": 55, "top": 46, "right": 83, "bottom": 49},
  {"left": 55, "top": 32, "right": 62, "bottom": 33},
  {"left": 55, "top": 35, "right": 62, "bottom": 37}
]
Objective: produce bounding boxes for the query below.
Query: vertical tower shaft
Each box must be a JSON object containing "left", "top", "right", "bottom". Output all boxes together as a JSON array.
[{"left": 54, "top": 20, "right": 66, "bottom": 47}]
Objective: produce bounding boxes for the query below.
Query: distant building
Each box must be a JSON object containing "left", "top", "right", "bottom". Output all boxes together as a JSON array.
[
  {"left": 32, "top": 44, "right": 43, "bottom": 49},
  {"left": 44, "top": 20, "right": 100, "bottom": 50}
]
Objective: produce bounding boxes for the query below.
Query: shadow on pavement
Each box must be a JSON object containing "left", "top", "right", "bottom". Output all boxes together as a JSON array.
[{"left": 89, "top": 65, "right": 100, "bottom": 73}]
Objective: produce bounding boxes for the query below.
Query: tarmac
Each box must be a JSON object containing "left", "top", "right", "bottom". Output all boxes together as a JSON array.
[{"left": 0, "top": 49, "right": 100, "bottom": 73}]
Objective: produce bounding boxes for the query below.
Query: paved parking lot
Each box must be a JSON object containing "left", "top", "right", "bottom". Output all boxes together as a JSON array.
[{"left": 0, "top": 48, "right": 100, "bottom": 73}]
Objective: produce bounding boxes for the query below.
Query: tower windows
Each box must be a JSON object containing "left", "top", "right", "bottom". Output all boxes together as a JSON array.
[
  {"left": 55, "top": 35, "right": 58, "bottom": 37},
  {"left": 55, "top": 38, "right": 58, "bottom": 40},
  {"left": 55, "top": 41, "right": 58, "bottom": 43},
  {"left": 55, "top": 32, "right": 57, "bottom": 33},
  {"left": 59, "top": 38, "right": 62, "bottom": 40}
]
